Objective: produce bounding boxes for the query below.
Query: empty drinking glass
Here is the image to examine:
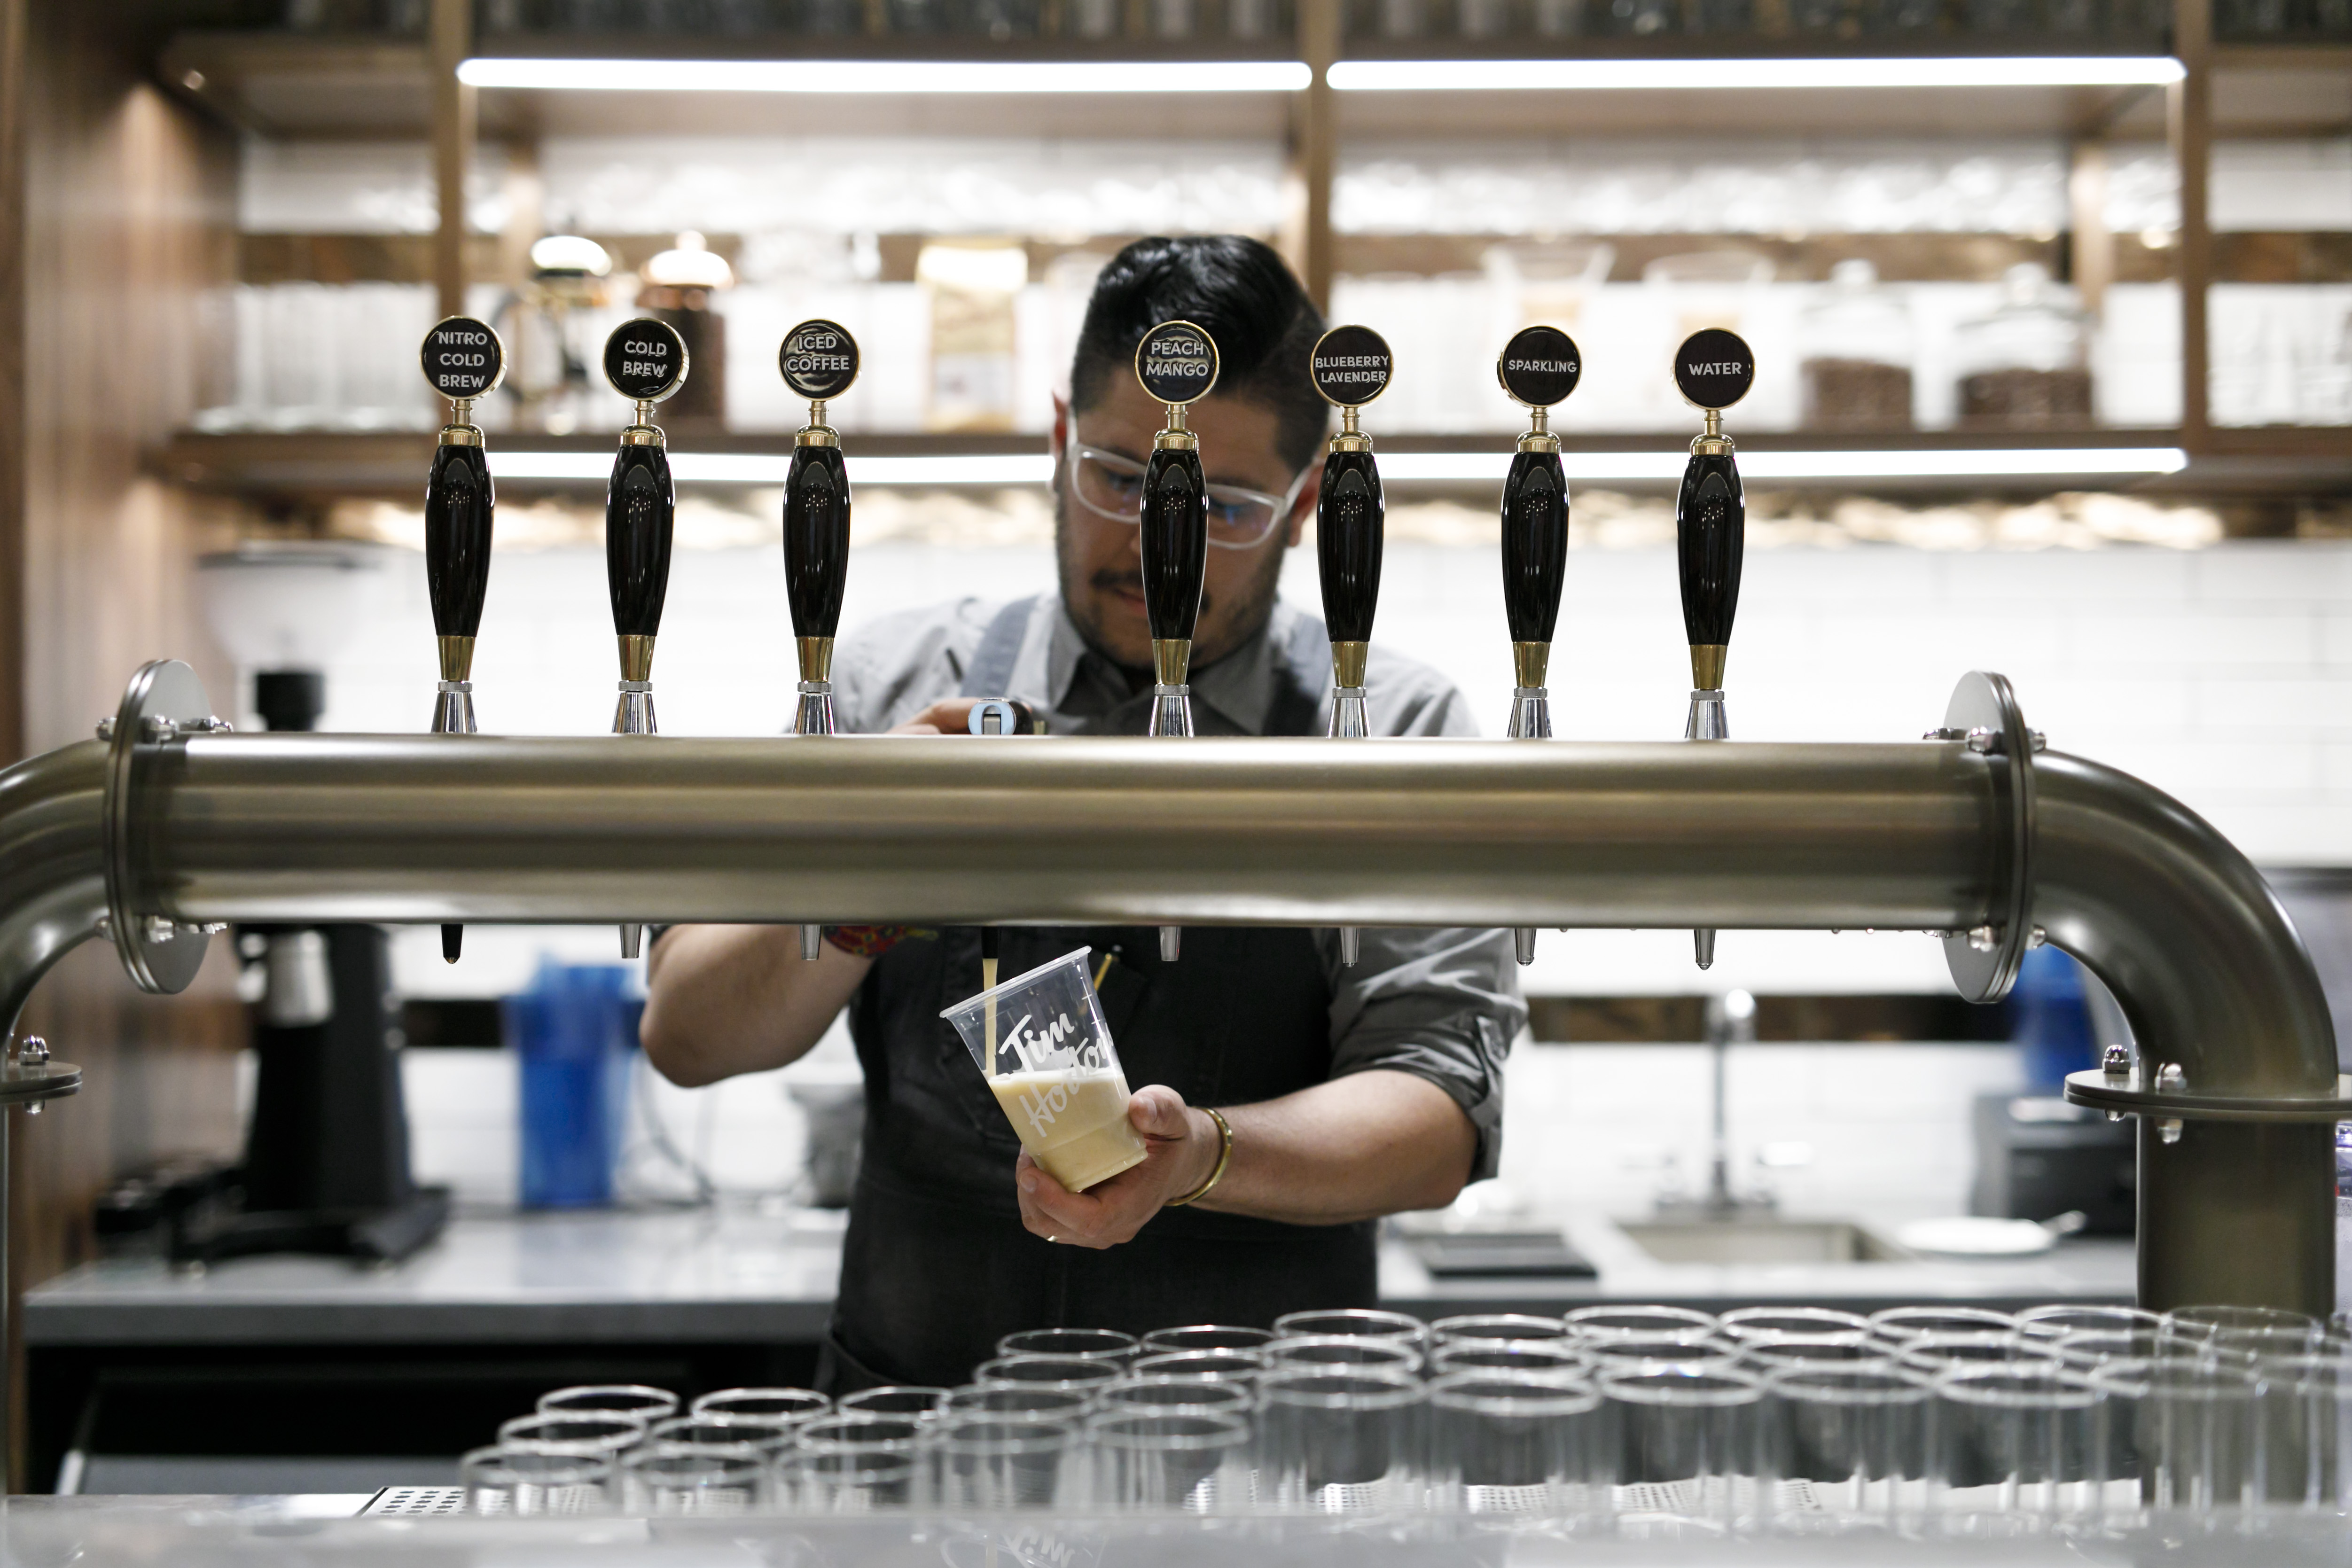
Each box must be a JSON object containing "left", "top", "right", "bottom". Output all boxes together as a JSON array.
[
  {"left": 999, "top": 1327, "right": 1141, "bottom": 1363},
  {"left": 1423, "top": 1371, "right": 1605, "bottom": 1518},
  {"left": 693, "top": 1387, "right": 830, "bottom": 1425},
  {"left": 2164, "top": 1304, "right": 2320, "bottom": 1342},
  {"left": 1568, "top": 1305, "right": 1718, "bottom": 1342},
  {"left": 1143, "top": 1325, "right": 1276, "bottom": 1353},
  {"left": 778, "top": 1450, "right": 920, "bottom": 1513},
  {"left": 1430, "top": 1343, "right": 1589, "bottom": 1378},
  {"left": 620, "top": 1445, "right": 769, "bottom": 1513},
  {"left": 1266, "top": 1335, "right": 1424, "bottom": 1375},
  {"left": 646, "top": 1414, "right": 796, "bottom": 1456},
  {"left": 2254, "top": 1355, "right": 2352, "bottom": 1513},
  {"left": 837, "top": 1386, "right": 951, "bottom": 1420},
  {"left": 1095, "top": 1376, "right": 1256, "bottom": 1418},
  {"left": 1089, "top": 1411, "right": 1254, "bottom": 1510},
  {"left": 1431, "top": 1313, "right": 1578, "bottom": 1349},
  {"left": 1894, "top": 1332, "right": 2051, "bottom": 1376},
  {"left": 1132, "top": 1350, "right": 1269, "bottom": 1382},
  {"left": 927, "top": 1415, "right": 1085, "bottom": 1509},
  {"left": 2090, "top": 1358, "right": 2259, "bottom": 1514},
  {"left": 1599, "top": 1366, "right": 1767, "bottom": 1528},
  {"left": 1926, "top": 1364, "right": 2102, "bottom": 1527},
  {"left": 1868, "top": 1307, "right": 2017, "bottom": 1344},
  {"left": 2047, "top": 1327, "right": 2167, "bottom": 1373},
  {"left": 945, "top": 1384, "right": 1098, "bottom": 1420},
  {"left": 1761, "top": 1365, "right": 1930, "bottom": 1529},
  {"left": 975, "top": 1356, "right": 1126, "bottom": 1395},
  {"left": 1587, "top": 1335, "right": 1742, "bottom": 1374},
  {"left": 1273, "top": 1308, "right": 1428, "bottom": 1348},
  {"left": 540, "top": 1384, "right": 680, "bottom": 1422},
  {"left": 461, "top": 1442, "right": 612, "bottom": 1514},
  {"left": 2015, "top": 1305, "right": 2162, "bottom": 1340},
  {"left": 1256, "top": 1368, "right": 1427, "bottom": 1513},
  {"left": 497, "top": 1412, "right": 648, "bottom": 1456},
  {"left": 1737, "top": 1333, "right": 1893, "bottom": 1375},
  {"left": 1719, "top": 1306, "right": 1871, "bottom": 1342}
]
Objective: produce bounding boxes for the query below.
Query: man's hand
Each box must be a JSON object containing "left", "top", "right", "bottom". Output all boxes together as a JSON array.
[
  {"left": 890, "top": 698, "right": 985, "bottom": 736},
  {"left": 1013, "top": 1085, "right": 1219, "bottom": 1249}
]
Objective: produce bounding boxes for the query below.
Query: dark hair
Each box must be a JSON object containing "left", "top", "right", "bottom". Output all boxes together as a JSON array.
[{"left": 1069, "top": 235, "right": 1328, "bottom": 472}]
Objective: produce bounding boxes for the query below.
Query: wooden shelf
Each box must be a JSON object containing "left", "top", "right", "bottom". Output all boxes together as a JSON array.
[
  {"left": 155, "top": 426, "right": 2352, "bottom": 500},
  {"left": 2212, "top": 43, "right": 2352, "bottom": 133}
]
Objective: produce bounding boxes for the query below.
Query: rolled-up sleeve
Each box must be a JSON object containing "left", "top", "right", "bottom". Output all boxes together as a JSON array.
[{"left": 1322, "top": 924, "right": 1524, "bottom": 1185}]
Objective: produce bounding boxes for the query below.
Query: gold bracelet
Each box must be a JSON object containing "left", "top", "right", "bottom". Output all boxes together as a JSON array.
[{"left": 1165, "top": 1107, "right": 1233, "bottom": 1208}]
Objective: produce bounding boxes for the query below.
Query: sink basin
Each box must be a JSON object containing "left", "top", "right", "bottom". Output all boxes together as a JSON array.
[{"left": 1616, "top": 1219, "right": 1912, "bottom": 1265}]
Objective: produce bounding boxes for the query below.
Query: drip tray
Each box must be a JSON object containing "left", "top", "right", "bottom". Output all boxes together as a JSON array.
[
  {"left": 1406, "top": 1230, "right": 1597, "bottom": 1278},
  {"left": 1616, "top": 1219, "right": 1912, "bottom": 1265}
]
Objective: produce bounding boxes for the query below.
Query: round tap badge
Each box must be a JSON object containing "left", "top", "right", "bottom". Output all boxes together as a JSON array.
[
  {"left": 603, "top": 317, "right": 689, "bottom": 403},
  {"left": 1134, "top": 320, "right": 1220, "bottom": 406},
  {"left": 780, "top": 319, "right": 860, "bottom": 401},
  {"left": 1496, "top": 325, "right": 1582, "bottom": 408},
  {"left": 1673, "top": 328, "right": 1755, "bottom": 411},
  {"left": 420, "top": 316, "right": 506, "bottom": 401},
  {"left": 1311, "top": 324, "right": 1393, "bottom": 408}
]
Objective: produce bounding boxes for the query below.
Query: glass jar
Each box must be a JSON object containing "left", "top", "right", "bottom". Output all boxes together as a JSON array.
[
  {"left": 1798, "top": 258, "right": 1915, "bottom": 432},
  {"left": 1953, "top": 262, "right": 2094, "bottom": 430}
]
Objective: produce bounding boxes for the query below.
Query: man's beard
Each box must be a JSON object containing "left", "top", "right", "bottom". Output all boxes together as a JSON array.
[{"left": 1053, "top": 487, "right": 1289, "bottom": 677}]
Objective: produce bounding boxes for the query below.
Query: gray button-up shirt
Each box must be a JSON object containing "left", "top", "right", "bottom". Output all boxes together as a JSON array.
[{"left": 831, "top": 593, "right": 1526, "bottom": 1184}]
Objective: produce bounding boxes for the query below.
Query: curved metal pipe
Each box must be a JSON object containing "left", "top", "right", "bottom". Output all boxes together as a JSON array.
[
  {"left": 0, "top": 741, "right": 108, "bottom": 1038},
  {"left": 128, "top": 733, "right": 2001, "bottom": 933}
]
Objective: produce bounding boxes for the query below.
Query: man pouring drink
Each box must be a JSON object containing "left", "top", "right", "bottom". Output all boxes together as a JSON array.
[{"left": 642, "top": 236, "right": 1524, "bottom": 1391}]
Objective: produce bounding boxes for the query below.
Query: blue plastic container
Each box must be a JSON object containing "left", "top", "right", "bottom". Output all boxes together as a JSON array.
[
  {"left": 2011, "top": 945, "right": 2097, "bottom": 1094},
  {"left": 503, "top": 961, "right": 640, "bottom": 1209}
]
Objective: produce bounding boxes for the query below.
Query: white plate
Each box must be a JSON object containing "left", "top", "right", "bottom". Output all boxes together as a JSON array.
[{"left": 1894, "top": 1217, "right": 2055, "bottom": 1257}]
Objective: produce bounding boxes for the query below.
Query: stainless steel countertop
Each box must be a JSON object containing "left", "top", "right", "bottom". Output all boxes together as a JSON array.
[{"left": 23, "top": 1206, "right": 2135, "bottom": 1347}]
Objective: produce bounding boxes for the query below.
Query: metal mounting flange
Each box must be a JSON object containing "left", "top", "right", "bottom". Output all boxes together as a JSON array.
[
  {"left": 2063, "top": 1066, "right": 2352, "bottom": 1124},
  {"left": 1932, "top": 671, "right": 2038, "bottom": 1005},
  {"left": 102, "top": 660, "right": 220, "bottom": 995}
]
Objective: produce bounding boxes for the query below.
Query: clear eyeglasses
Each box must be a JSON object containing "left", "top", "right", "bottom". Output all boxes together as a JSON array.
[{"left": 1064, "top": 443, "right": 1309, "bottom": 550}]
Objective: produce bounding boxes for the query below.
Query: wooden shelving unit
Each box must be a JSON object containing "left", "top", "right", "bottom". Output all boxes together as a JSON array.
[{"left": 151, "top": 1, "right": 2352, "bottom": 501}]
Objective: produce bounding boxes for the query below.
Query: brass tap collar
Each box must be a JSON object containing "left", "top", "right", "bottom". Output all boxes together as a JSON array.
[
  {"left": 1329, "top": 432, "right": 1372, "bottom": 453},
  {"left": 619, "top": 633, "right": 657, "bottom": 683},
  {"left": 1512, "top": 641, "right": 1550, "bottom": 688},
  {"left": 1152, "top": 638, "right": 1192, "bottom": 687},
  {"left": 438, "top": 424, "right": 483, "bottom": 448},
  {"left": 438, "top": 634, "right": 476, "bottom": 684},
  {"left": 1331, "top": 640, "right": 1368, "bottom": 689},
  {"left": 797, "top": 635, "right": 835, "bottom": 684},
  {"left": 795, "top": 424, "right": 841, "bottom": 449},
  {"left": 621, "top": 425, "right": 666, "bottom": 447},
  {"left": 1517, "top": 432, "right": 1561, "bottom": 454},
  {"left": 1154, "top": 428, "right": 1199, "bottom": 452},
  {"left": 1690, "top": 644, "right": 1727, "bottom": 690}
]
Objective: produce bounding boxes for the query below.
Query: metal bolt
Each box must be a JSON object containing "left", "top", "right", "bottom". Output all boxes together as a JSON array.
[
  {"left": 141, "top": 714, "right": 174, "bottom": 742},
  {"left": 2157, "top": 1063, "right": 2186, "bottom": 1092},
  {"left": 143, "top": 915, "right": 175, "bottom": 944},
  {"left": 2026, "top": 926, "right": 2047, "bottom": 949},
  {"left": 94, "top": 717, "right": 115, "bottom": 741},
  {"left": 201, "top": 922, "right": 228, "bottom": 936},
  {"left": 25, "top": 1102, "right": 41, "bottom": 1116},
  {"left": 2102, "top": 1044, "right": 2131, "bottom": 1076},
  {"left": 1968, "top": 925, "right": 1999, "bottom": 952},
  {"left": 93, "top": 914, "right": 111, "bottom": 940},
  {"left": 2159, "top": 1118, "right": 2184, "bottom": 1144},
  {"left": 2029, "top": 730, "right": 2047, "bottom": 753},
  {"left": 17, "top": 1035, "right": 49, "bottom": 1067},
  {"left": 1923, "top": 727, "right": 1965, "bottom": 742},
  {"left": 1965, "top": 727, "right": 1999, "bottom": 754},
  {"left": 203, "top": 715, "right": 232, "bottom": 733},
  {"left": 2107, "top": 1110, "right": 2124, "bottom": 1123}
]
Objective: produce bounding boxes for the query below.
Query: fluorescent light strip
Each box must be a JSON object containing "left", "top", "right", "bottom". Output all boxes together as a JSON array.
[
  {"left": 1382, "top": 448, "right": 2188, "bottom": 482},
  {"left": 496, "top": 447, "right": 2184, "bottom": 485},
  {"left": 459, "top": 56, "right": 1311, "bottom": 93},
  {"left": 1328, "top": 55, "right": 2182, "bottom": 91}
]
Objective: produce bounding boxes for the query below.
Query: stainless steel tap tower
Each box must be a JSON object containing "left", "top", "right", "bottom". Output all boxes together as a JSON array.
[{"left": 0, "top": 660, "right": 2343, "bottom": 1446}]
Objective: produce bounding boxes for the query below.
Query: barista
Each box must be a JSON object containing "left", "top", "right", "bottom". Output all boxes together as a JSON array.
[{"left": 642, "top": 236, "right": 1524, "bottom": 1391}]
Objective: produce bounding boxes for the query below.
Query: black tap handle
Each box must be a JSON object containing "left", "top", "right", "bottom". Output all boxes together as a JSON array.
[
  {"left": 425, "top": 443, "right": 494, "bottom": 639},
  {"left": 1318, "top": 450, "right": 1383, "bottom": 644},
  {"left": 1141, "top": 447, "right": 1208, "bottom": 644},
  {"left": 1670, "top": 328, "right": 1756, "bottom": 660},
  {"left": 1500, "top": 451, "right": 1568, "bottom": 646},
  {"left": 1677, "top": 451, "right": 1744, "bottom": 650},
  {"left": 784, "top": 445, "right": 851, "bottom": 640},
  {"left": 607, "top": 443, "right": 675, "bottom": 639},
  {"left": 419, "top": 316, "right": 506, "bottom": 639}
]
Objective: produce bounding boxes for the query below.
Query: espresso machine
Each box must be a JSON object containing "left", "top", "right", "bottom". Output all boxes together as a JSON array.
[
  {"left": 1672, "top": 328, "right": 1755, "bottom": 972},
  {"left": 1133, "top": 319, "right": 1220, "bottom": 962},
  {"left": 419, "top": 315, "right": 505, "bottom": 965},
  {"left": 600, "top": 317, "right": 689, "bottom": 960},
  {"left": 1494, "top": 324, "right": 1583, "bottom": 966},
  {"left": 1311, "top": 324, "right": 1394, "bottom": 967},
  {"left": 781, "top": 319, "right": 862, "bottom": 963}
]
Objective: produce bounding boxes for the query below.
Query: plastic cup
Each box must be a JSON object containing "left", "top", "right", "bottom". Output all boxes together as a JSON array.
[{"left": 939, "top": 946, "right": 1147, "bottom": 1193}]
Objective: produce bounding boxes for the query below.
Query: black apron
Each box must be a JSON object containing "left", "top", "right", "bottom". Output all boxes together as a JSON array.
[{"left": 819, "top": 601, "right": 1367, "bottom": 1392}]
